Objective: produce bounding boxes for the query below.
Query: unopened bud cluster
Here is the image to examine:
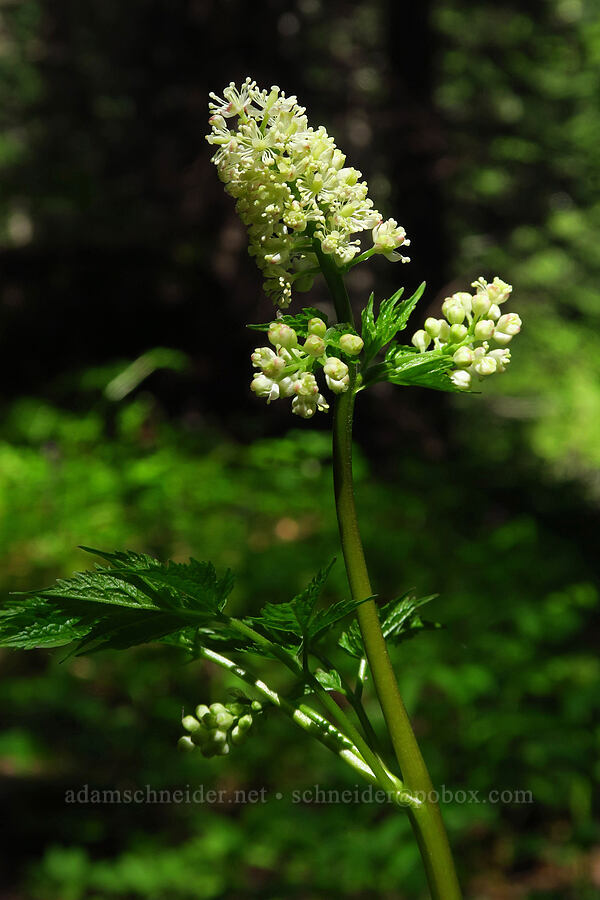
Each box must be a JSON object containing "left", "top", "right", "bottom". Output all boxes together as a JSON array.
[
  {"left": 206, "top": 79, "right": 409, "bottom": 307},
  {"left": 411, "top": 277, "right": 520, "bottom": 390},
  {"left": 178, "top": 700, "right": 262, "bottom": 758},
  {"left": 251, "top": 317, "right": 364, "bottom": 418}
]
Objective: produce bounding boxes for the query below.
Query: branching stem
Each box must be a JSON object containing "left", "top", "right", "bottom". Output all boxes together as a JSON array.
[{"left": 316, "top": 249, "right": 462, "bottom": 900}]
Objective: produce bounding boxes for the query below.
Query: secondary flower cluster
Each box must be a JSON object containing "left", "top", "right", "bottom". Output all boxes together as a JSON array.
[
  {"left": 206, "top": 78, "right": 409, "bottom": 307},
  {"left": 178, "top": 701, "right": 262, "bottom": 758},
  {"left": 250, "top": 317, "right": 364, "bottom": 418},
  {"left": 411, "top": 277, "right": 521, "bottom": 390}
]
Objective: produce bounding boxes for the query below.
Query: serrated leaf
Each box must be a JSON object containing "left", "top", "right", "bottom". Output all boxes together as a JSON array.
[
  {"left": 1, "top": 549, "right": 234, "bottom": 655},
  {"left": 361, "top": 282, "right": 426, "bottom": 366},
  {"left": 247, "top": 308, "right": 328, "bottom": 338},
  {"left": 381, "top": 592, "right": 443, "bottom": 645},
  {"left": 363, "top": 346, "right": 460, "bottom": 393},
  {"left": 253, "top": 561, "right": 335, "bottom": 644},
  {"left": 313, "top": 668, "right": 346, "bottom": 694},
  {"left": 250, "top": 561, "right": 366, "bottom": 655},
  {"left": 338, "top": 619, "right": 364, "bottom": 659},
  {"left": 339, "top": 592, "right": 442, "bottom": 657}
]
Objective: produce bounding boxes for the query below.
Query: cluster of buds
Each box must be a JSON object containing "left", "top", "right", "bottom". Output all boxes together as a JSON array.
[
  {"left": 250, "top": 317, "right": 364, "bottom": 418},
  {"left": 411, "top": 277, "right": 521, "bottom": 390},
  {"left": 178, "top": 700, "right": 262, "bottom": 758},
  {"left": 206, "top": 79, "right": 409, "bottom": 307}
]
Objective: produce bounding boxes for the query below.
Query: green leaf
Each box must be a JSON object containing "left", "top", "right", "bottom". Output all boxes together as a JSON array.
[
  {"left": 339, "top": 592, "right": 442, "bottom": 657},
  {"left": 380, "top": 592, "right": 442, "bottom": 644},
  {"left": 313, "top": 668, "right": 346, "bottom": 694},
  {"left": 361, "top": 282, "right": 426, "bottom": 365},
  {"left": 247, "top": 308, "right": 328, "bottom": 338},
  {"left": 363, "top": 345, "right": 460, "bottom": 392},
  {"left": 338, "top": 619, "right": 364, "bottom": 659},
  {"left": 0, "top": 549, "right": 235, "bottom": 654},
  {"left": 251, "top": 562, "right": 367, "bottom": 653}
]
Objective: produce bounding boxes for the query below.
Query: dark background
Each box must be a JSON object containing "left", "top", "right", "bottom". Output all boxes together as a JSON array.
[{"left": 1, "top": 1, "right": 599, "bottom": 897}]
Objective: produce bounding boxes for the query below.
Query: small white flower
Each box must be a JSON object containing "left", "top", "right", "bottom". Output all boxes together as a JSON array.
[
  {"left": 411, "top": 330, "right": 431, "bottom": 353},
  {"left": 496, "top": 313, "right": 522, "bottom": 336},
  {"left": 250, "top": 373, "right": 280, "bottom": 402},
  {"left": 371, "top": 218, "right": 410, "bottom": 262},
  {"left": 450, "top": 370, "right": 472, "bottom": 390},
  {"left": 474, "top": 319, "right": 495, "bottom": 341},
  {"left": 487, "top": 348, "right": 511, "bottom": 373},
  {"left": 453, "top": 347, "right": 474, "bottom": 367},
  {"left": 472, "top": 356, "right": 497, "bottom": 377}
]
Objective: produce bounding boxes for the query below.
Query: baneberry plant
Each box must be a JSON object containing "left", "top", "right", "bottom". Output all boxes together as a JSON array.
[{"left": 1, "top": 79, "right": 522, "bottom": 899}]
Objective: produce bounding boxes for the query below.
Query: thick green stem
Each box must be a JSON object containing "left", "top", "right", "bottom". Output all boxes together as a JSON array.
[{"left": 317, "top": 248, "right": 462, "bottom": 899}]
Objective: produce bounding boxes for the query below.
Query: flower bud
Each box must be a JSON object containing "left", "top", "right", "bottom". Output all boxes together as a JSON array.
[
  {"left": 474, "top": 319, "right": 495, "bottom": 341},
  {"left": 443, "top": 301, "right": 466, "bottom": 325},
  {"left": 277, "top": 377, "right": 296, "bottom": 398},
  {"left": 215, "top": 742, "right": 230, "bottom": 756},
  {"left": 178, "top": 736, "right": 196, "bottom": 753},
  {"left": 424, "top": 317, "right": 442, "bottom": 338},
  {"left": 230, "top": 724, "right": 246, "bottom": 745},
  {"left": 453, "top": 292, "right": 473, "bottom": 315},
  {"left": 492, "top": 331, "right": 513, "bottom": 346},
  {"left": 213, "top": 709, "right": 235, "bottom": 730},
  {"left": 268, "top": 322, "right": 298, "bottom": 349},
  {"left": 473, "top": 356, "right": 497, "bottom": 376},
  {"left": 251, "top": 701, "right": 262, "bottom": 712},
  {"left": 453, "top": 347, "right": 474, "bottom": 368},
  {"left": 211, "top": 729, "right": 229, "bottom": 745},
  {"left": 323, "top": 357, "right": 349, "bottom": 381},
  {"left": 449, "top": 324, "right": 468, "bottom": 342},
  {"left": 488, "top": 303, "right": 501, "bottom": 321},
  {"left": 411, "top": 330, "right": 431, "bottom": 353},
  {"left": 195, "top": 704, "right": 210, "bottom": 721},
  {"left": 339, "top": 333, "right": 364, "bottom": 356},
  {"left": 308, "top": 317, "right": 327, "bottom": 337},
  {"left": 487, "top": 348, "right": 511, "bottom": 373},
  {"left": 437, "top": 321, "right": 450, "bottom": 342},
  {"left": 303, "top": 334, "right": 326, "bottom": 357},
  {"left": 497, "top": 313, "right": 522, "bottom": 336},
  {"left": 182, "top": 715, "right": 202, "bottom": 734},
  {"left": 472, "top": 292, "right": 492, "bottom": 318},
  {"left": 450, "top": 370, "right": 472, "bottom": 390},
  {"left": 237, "top": 714, "right": 253, "bottom": 733}
]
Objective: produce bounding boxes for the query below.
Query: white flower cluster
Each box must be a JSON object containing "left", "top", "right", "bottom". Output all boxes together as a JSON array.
[
  {"left": 250, "top": 317, "right": 363, "bottom": 418},
  {"left": 411, "top": 277, "right": 521, "bottom": 391},
  {"left": 206, "top": 78, "right": 409, "bottom": 307}
]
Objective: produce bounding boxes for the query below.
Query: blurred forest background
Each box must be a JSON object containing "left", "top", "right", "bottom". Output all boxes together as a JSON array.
[{"left": 1, "top": 0, "right": 599, "bottom": 897}]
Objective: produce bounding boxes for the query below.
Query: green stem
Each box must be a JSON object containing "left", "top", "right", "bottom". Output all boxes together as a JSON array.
[
  {"left": 227, "top": 616, "right": 399, "bottom": 798},
  {"left": 319, "top": 252, "right": 462, "bottom": 899},
  {"left": 197, "top": 644, "right": 377, "bottom": 785}
]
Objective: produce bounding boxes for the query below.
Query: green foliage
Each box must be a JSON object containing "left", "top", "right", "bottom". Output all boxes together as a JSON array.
[
  {"left": 362, "top": 345, "right": 458, "bottom": 392},
  {"left": 250, "top": 560, "right": 367, "bottom": 654},
  {"left": 339, "top": 592, "right": 441, "bottom": 659},
  {"left": 1, "top": 550, "right": 234, "bottom": 655},
  {"left": 360, "top": 282, "right": 426, "bottom": 366}
]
